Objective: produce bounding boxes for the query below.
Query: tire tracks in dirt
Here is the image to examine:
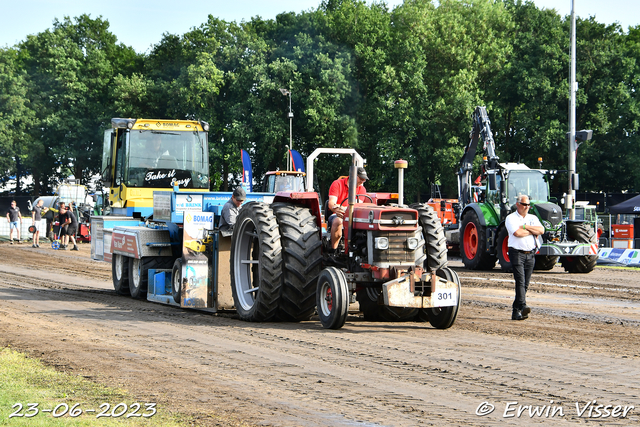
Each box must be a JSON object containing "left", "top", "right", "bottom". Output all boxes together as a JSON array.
[{"left": 1, "top": 246, "right": 639, "bottom": 425}]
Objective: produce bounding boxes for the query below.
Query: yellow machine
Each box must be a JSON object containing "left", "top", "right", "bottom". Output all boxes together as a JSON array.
[
  {"left": 184, "top": 236, "right": 212, "bottom": 253},
  {"left": 101, "top": 118, "right": 210, "bottom": 216}
]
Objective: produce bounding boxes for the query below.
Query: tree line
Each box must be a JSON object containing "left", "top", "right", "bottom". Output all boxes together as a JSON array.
[{"left": 1, "top": 0, "right": 639, "bottom": 201}]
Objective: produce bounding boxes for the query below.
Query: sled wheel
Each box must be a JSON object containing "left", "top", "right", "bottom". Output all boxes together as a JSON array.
[
  {"left": 172, "top": 258, "right": 183, "bottom": 304},
  {"left": 112, "top": 253, "right": 130, "bottom": 296}
]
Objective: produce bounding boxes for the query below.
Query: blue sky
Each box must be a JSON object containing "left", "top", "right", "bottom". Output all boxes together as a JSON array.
[{"left": 1, "top": 0, "right": 639, "bottom": 54}]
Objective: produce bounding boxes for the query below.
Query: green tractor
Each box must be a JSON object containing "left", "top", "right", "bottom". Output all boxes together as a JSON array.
[{"left": 454, "top": 107, "right": 598, "bottom": 273}]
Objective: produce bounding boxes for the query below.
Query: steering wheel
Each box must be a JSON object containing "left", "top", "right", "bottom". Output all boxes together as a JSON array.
[{"left": 339, "top": 194, "right": 374, "bottom": 206}]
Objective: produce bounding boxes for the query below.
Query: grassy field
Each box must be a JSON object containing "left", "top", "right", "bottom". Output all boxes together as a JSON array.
[{"left": 0, "top": 347, "right": 187, "bottom": 426}]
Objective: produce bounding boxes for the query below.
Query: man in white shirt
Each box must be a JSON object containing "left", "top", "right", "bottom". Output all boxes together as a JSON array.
[{"left": 505, "top": 195, "right": 544, "bottom": 320}]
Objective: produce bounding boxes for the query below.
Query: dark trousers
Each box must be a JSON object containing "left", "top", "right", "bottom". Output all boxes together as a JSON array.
[{"left": 509, "top": 248, "right": 535, "bottom": 310}]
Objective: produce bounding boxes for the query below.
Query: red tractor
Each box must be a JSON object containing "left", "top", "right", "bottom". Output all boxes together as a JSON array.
[{"left": 229, "top": 151, "right": 461, "bottom": 330}]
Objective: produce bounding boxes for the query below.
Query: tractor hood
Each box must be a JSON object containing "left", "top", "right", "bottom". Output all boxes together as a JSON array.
[
  {"left": 533, "top": 202, "right": 563, "bottom": 229},
  {"left": 348, "top": 205, "right": 419, "bottom": 232}
]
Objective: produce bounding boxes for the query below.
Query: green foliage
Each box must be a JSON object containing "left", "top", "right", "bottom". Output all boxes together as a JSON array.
[
  {"left": 2, "top": 1, "right": 639, "bottom": 197},
  {"left": 0, "top": 48, "right": 36, "bottom": 193},
  {"left": 10, "top": 14, "right": 142, "bottom": 194}
]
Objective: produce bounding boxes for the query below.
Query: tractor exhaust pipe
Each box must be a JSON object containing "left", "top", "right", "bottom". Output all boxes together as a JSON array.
[
  {"left": 395, "top": 159, "right": 408, "bottom": 206},
  {"left": 347, "top": 160, "right": 358, "bottom": 249}
]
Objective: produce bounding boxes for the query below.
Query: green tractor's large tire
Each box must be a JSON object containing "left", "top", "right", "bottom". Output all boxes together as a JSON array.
[
  {"left": 417, "top": 267, "right": 461, "bottom": 329},
  {"left": 271, "top": 203, "right": 322, "bottom": 322},
  {"left": 560, "top": 222, "right": 597, "bottom": 274},
  {"left": 230, "top": 202, "right": 283, "bottom": 322},
  {"left": 534, "top": 255, "right": 559, "bottom": 270},
  {"left": 112, "top": 253, "right": 130, "bottom": 296},
  {"left": 496, "top": 227, "right": 512, "bottom": 273},
  {"left": 409, "top": 203, "right": 448, "bottom": 271},
  {"left": 460, "top": 210, "right": 496, "bottom": 270}
]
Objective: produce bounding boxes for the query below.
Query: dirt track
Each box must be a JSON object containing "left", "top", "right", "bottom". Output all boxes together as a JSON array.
[{"left": 1, "top": 244, "right": 639, "bottom": 426}]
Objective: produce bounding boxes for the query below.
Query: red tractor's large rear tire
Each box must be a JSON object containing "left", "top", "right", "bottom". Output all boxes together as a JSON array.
[
  {"left": 460, "top": 210, "right": 496, "bottom": 270},
  {"left": 231, "top": 202, "right": 283, "bottom": 322},
  {"left": 271, "top": 203, "right": 322, "bottom": 322},
  {"left": 496, "top": 227, "right": 512, "bottom": 273},
  {"left": 409, "top": 203, "right": 447, "bottom": 271},
  {"left": 560, "top": 222, "right": 597, "bottom": 274}
]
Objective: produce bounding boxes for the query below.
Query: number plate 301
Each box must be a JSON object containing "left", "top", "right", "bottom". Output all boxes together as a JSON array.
[{"left": 433, "top": 288, "right": 457, "bottom": 307}]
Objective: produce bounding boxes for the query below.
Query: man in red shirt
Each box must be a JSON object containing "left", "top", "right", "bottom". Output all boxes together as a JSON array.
[{"left": 327, "top": 167, "right": 368, "bottom": 251}]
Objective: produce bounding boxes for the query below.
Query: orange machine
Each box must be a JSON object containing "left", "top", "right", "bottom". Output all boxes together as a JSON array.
[{"left": 426, "top": 199, "right": 459, "bottom": 227}]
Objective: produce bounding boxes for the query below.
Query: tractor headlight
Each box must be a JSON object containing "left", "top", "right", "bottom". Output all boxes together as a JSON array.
[
  {"left": 407, "top": 237, "right": 419, "bottom": 250},
  {"left": 542, "top": 220, "right": 551, "bottom": 230},
  {"left": 374, "top": 237, "right": 389, "bottom": 250}
]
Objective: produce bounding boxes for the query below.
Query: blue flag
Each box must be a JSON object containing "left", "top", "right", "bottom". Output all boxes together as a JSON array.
[
  {"left": 241, "top": 149, "right": 253, "bottom": 192},
  {"left": 289, "top": 149, "right": 305, "bottom": 173}
]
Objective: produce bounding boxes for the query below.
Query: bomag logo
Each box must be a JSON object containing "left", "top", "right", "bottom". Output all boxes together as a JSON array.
[
  {"left": 186, "top": 213, "right": 192, "bottom": 222},
  {"left": 155, "top": 122, "right": 179, "bottom": 127},
  {"left": 194, "top": 215, "right": 212, "bottom": 222}
]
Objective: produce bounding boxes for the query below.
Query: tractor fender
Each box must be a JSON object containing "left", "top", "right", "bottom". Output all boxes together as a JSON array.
[
  {"left": 460, "top": 204, "right": 487, "bottom": 227},
  {"left": 460, "top": 205, "right": 502, "bottom": 254},
  {"left": 273, "top": 192, "right": 323, "bottom": 231},
  {"left": 461, "top": 203, "right": 501, "bottom": 228}
]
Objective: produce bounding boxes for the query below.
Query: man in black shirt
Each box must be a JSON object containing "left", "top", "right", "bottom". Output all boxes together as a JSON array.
[
  {"left": 58, "top": 203, "right": 79, "bottom": 251},
  {"left": 6, "top": 200, "right": 22, "bottom": 244}
]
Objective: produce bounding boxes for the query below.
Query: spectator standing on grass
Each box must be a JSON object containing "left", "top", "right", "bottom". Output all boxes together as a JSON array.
[
  {"left": 6, "top": 200, "right": 22, "bottom": 244},
  {"left": 31, "top": 200, "right": 48, "bottom": 248},
  {"left": 505, "top": 194, "right": 544, "bottom": 321}
]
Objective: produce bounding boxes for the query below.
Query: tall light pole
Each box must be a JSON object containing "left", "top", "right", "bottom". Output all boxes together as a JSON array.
[
  {"left": 279, "top": 88, "right": 293, "bottom": 171},
  {"left": 567, "top": 0, "right": 577, "bottom": 220}
]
